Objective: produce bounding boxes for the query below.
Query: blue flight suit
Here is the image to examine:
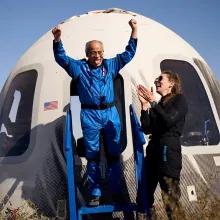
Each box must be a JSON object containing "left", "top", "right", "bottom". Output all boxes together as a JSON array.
[{"left": 53, "top": 37, "right": 137, "bottom": 197}]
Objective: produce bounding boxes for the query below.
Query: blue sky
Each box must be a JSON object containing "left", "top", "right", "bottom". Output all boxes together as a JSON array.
[{"left": 0, "top": 0, "right": 219, "bottom": 91}]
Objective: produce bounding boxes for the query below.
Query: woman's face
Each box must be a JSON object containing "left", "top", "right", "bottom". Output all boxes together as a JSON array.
[{"left": 154, "top": 73, "right": 173, "bottom": 96}]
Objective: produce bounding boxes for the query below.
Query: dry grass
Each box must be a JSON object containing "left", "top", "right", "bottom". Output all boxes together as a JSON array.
[
  {"left": 1, "top": 179, "right": 220, "bottom": 220},
  {"left": 138, "top": 176, "right": 220, "bottom": 220},
  {"left": 0, "top": 196, "right": 55, "bottom": 220}
]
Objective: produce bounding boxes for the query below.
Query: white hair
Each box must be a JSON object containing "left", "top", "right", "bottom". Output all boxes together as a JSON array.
[{"left": 85, "top": 40, "right": 104, "bottom": 56}]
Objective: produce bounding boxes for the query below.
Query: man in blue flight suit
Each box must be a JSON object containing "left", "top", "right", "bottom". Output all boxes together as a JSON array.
[{"left": 52, "top": 19, "right": 138, "bottom": 206}]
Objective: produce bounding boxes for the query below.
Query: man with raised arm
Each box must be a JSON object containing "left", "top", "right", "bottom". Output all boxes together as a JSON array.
[{"left": 52, "top": 19, "right": 137, "bottom": 207}]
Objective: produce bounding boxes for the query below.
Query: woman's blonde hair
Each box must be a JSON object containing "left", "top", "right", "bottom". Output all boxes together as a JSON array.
[{"left": 161, "top": 70, "right": 183, "bottom": 104}]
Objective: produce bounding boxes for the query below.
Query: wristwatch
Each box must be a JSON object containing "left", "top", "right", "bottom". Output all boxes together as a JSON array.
[{"left": 150, "top": 101, "right": 157, "bottom": 108}]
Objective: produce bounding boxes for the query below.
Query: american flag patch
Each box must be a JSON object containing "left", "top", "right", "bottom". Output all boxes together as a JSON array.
[{"left": 44, "top": 101, "right": 58, "bottom": 111}]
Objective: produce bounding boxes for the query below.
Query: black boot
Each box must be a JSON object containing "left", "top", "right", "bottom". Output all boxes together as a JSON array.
[{"left": 87, "top": 195, "right": 101, "bottom": 207}]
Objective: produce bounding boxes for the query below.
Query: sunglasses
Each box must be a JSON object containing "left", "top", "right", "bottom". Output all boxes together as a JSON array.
[
  {"left": 89, "top": 50, "right": 104, "bottom": 56},
  {"left": 154, "top": 76, "right": 163, "bottom": 83}
]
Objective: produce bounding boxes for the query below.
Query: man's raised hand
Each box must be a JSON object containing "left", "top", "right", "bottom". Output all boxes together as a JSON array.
[
  {"left": 52, "top": 25, "right": 61, "bottom": 42},
  {"left": 129, "top": 19, "right": 137, "bottom": 30}
]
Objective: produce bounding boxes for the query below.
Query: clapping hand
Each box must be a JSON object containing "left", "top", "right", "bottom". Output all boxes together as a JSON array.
[{"left": 138, "top": 85, "right": 155, "bottom": 103}]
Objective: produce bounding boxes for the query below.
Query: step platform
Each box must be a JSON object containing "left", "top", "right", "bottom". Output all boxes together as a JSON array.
[
  {"left": 78, "top": 203, "right": 138, "bottom": 220},
  {"left": 65, "top": 105, "right": 149, "bottom": 220}
]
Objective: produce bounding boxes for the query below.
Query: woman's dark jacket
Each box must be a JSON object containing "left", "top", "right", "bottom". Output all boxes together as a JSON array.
[{"left": 140, "top": 93, "right": 188, "bottom": 178}]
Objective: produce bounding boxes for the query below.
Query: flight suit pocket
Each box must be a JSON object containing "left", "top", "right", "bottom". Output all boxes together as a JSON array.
[
  {"left": 80, "top": 110, "right": 89, "bottom": 129},
  {"left": 166, "top": 146, "right": 182, "bottom": 170}
]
